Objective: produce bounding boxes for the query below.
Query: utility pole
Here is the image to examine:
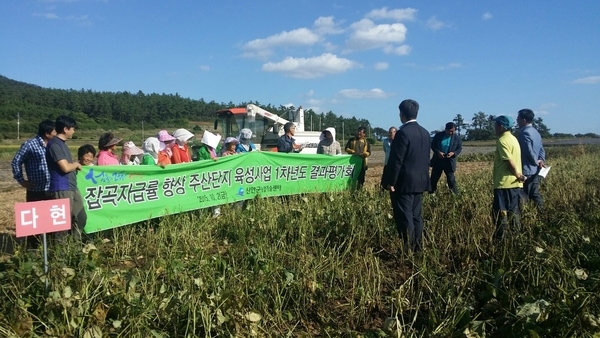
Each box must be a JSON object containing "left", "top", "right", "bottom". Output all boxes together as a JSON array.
[
  {"left": 342, "top": 121, "right": 345, "bottom": 146},
  {"left": 17, "top": 112, "right": 20, "bottom": 140},
  {"left": 142, "top": 119, "right": 144, "bottom": 141},
  {"left": 310, "top": 114, "right": 313, "bottom": 131},
  {"left": 319, "top": 116, "right": 322, "bottom": 131}
]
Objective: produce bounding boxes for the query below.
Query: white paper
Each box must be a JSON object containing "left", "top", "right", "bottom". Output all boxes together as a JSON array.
[{"left": 538, "top": 166, "right": 551, "bottom": 178}]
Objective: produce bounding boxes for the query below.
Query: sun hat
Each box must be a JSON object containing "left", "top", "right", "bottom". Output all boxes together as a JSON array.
[
  {"left": 98, "top": 133, "right": 122, "bottom": 149},
  {"left": 224, "top": 137, "right": 239, "bottom": 145},
  {"left": 319, "top": 127, "right": 336, "bottom": 141},
  {"left": 493, "top": 115, "right": 514, "bottom": 130},
  {"left": 122, "top": 141, "right": 144, "bottom": 155},
  {"left": 157, "top": 130, "right": 175, "bottom": 142},
  {"left": 201, "top": 130, "right": 222, "bottom": 149},
  {"left": 238, "top": 128, "right": 253, "bottom": 141},
  {"left": 172, "top": 128, "right": 195, "bottom": 143}
]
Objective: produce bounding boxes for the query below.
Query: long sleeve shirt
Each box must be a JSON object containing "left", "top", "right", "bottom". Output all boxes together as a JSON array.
[
  {"left": 11, "top": 135, "right": 50, "bottom": 192},
  {"left": 518, "top": 125, "right": 545, "bottom": 176},
  {"left": 383, "top": 137, "right": 392, "bottom": 165}
]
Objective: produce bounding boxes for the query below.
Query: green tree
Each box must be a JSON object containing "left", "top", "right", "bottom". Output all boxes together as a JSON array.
[
  {"left": 532, "top": 117, "right": 551, "bottom": 138},
  {"left": 452, "top": 113, "right": 468, "bottom": 138},
  {"left": 372, "top": 127, "right": 387, "bottom": 140},
  {"left": 466, "top": 111, "right": 495, "bottom": 141}
]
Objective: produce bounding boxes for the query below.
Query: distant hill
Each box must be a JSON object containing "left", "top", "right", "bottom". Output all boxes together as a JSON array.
[{"left": 0, "top": 75, "right": 371, "bottom": 139}]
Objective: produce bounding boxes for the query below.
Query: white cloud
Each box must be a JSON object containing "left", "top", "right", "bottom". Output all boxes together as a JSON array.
[
  {"left": 199, "top": 65, "right": 210, "bottom": 71},
  {"left": 242, "top": 27, "right": 322, "bottom": 59},
  {"left": 262, "top": 53, "right": 357, "bottom": 79},
  {"left": 314, "top": 16, "right": 344, "bottom": 35},
  {"left": 431, "top": 63, "right": 462, "bottom": 70},
  {"left": 374, "top": 62, "right": 389, "bottom": 70},
  {"left": 427, "top": 16, "right": 447, "bottom": 31},
  {"left": 383, "top": 45, "right": 411, "bottom": 55},
  {"left": 322, "top": 41, "right": 338, "bottom": 52},
  {"left": 347, "top": 19, "right": 408, "bottom": 51},
  {"left": 243, "top": 28, "right": 320, "bottom": 52},
  {"left": 306, "top": 90, "right": 315, "bottom": 97},
  {"left": 534, "top": 110, "right": 550, "bottom": 116},
  {"left": 338, "top": 88, "right": 392, "bottom": 99},
  {"left": 571, "top": 76, "right": 600, "bottom": 84},
  {"left": 366, "top": 7, "right": 417, "bottom": 22},
  {"left": 482, "top": 12, "right": 493, "bottom": 20},
  {"left": 404, "top": 62, "right": 461, "bottom": 70},
  {"left": 33, "top": 12, "right": 90, "bottom": 25},
  {"left": 33, "top": 12, "right": 59, "bottom": 19},
  {"left": 539, "top": 103, "right": 557, "bottom": 110}
]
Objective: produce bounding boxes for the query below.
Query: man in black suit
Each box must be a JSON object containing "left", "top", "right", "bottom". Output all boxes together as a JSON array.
[
  {"left": 386, "top": 99, "right": 431, "bottom": 252},
  {"left": 430, "top": 122, "right": 462, "bottom": 194}
]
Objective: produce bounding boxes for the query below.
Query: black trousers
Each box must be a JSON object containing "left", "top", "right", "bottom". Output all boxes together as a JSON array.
[
  {"left": 492, "top": 188, "right": 522, "bottom": 241},
  {"left": 390, "top": 191, "right": 424, "bottom": 252},
  {"left": 430, "top": 160, "right": 457, "bottom": 194},
  {"left": 522, "top": 175, "right": 544, "bottom": 210}
]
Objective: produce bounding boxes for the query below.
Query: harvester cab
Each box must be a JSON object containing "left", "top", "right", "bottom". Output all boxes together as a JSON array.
[{"left": 213, "top": 104, "right": 321, "bottom": 153}]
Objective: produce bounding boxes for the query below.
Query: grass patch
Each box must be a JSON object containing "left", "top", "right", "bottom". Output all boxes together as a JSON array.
[{"left": 1, "top": 147, "right": 599, "bottom": 336}]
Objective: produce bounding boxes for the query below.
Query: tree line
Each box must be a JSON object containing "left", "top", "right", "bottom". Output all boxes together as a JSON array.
[
  {"left": 0, "top": 75, "right": 373, "bottom": 142},
  {"left": 373, "top": 111, "right": 598, "bottom": 141}
]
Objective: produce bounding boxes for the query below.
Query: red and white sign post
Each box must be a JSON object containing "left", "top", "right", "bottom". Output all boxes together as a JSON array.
[{"left": 15, "top": 198, "right": 71, "bottom": 288}]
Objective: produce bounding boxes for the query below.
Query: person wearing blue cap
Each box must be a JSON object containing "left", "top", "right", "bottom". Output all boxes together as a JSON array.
[
  {"left": 517, "top": 109, "right": 546, "bottom": 210},
  {"left": 492, "top": 115, "right": 525, "bottom": 241}
]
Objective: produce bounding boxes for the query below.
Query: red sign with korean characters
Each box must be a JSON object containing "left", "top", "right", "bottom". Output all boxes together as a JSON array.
[{"left": 14, "top": 198, "right": 71, "bottom": 237}]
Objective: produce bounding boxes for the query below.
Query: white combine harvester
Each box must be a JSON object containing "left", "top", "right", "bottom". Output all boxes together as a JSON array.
[{"left": 213, "top": 104, "right": 322, "bottom": 154}]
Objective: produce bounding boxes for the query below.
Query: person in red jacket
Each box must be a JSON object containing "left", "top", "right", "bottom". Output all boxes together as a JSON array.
[{"left": 171, "top": 128, "right": 194, "bottom": 164}]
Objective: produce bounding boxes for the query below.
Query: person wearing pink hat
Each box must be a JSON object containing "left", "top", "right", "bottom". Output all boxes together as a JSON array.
[
  {"left": 157, "top": 130, "right": 175, "bottom": 164},
  {"left": 120, "top": 141, "right": 145, "bottom": 165},
  {"left": 97, "top": 132, "right": 122, "bottom": 166}
]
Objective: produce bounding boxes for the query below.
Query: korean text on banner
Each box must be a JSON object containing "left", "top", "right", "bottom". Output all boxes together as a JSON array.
[{"left": 78, "top": 152, "right": 362, "bottom": 233}]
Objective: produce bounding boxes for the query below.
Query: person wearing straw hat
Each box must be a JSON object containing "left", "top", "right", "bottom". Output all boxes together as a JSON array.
[
  {"left": 97, "top": 132, "right": 122, "bottom": 166},
  {"left": 171, "top": 128, "right": 195, "bottom": 164},
  {"left": 120, "top": 141, "right": 145, "bottom": 165}
]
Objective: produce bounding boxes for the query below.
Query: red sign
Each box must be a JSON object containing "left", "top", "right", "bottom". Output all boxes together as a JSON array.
[{"left": 14, "top": 198, "right": 71, "bottom": 237}]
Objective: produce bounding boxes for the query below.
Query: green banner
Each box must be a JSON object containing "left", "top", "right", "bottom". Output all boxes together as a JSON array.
[{"left": 77, "top": 152, "right": 362, "bottom": 233}]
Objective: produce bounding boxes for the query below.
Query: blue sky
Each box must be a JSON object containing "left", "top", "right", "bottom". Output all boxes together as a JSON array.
[{"left": 1, "top": 0, "right": 599, "bottom": 134}]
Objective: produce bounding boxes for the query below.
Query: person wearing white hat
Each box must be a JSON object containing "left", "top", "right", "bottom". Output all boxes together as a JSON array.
[
  {"left": 141, "top": 137, "right": 171, "bottom": 167},
  {"left": 316, "top": 127, "right": 341, "bottom": 155},
  {"left": 120, "top": 141, "right": 145, "bottom": 165},
  {"left": 221, "top": 137, "right": 240, "bottom": 156},
  {"left": 171, "top": 128, "right": 195, "bottom": 164},
  {"left": 194, "top": 130, "right": 222, "bottom": 161},
  {"left": 236, "top": 128, "right": 256, "bottom": 153}
]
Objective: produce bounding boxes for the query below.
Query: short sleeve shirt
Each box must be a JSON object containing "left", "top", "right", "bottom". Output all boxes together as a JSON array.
[
  {"left": 493, "top": 132, "right": 523, "bottom": 189},
  {"left": 46, "top": 137, "right": 77, "bottom": 191}
]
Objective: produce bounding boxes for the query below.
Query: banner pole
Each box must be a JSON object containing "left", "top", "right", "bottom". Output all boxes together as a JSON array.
[{"left": 43, "top": 233, "right": 48, "bottom": 290}]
